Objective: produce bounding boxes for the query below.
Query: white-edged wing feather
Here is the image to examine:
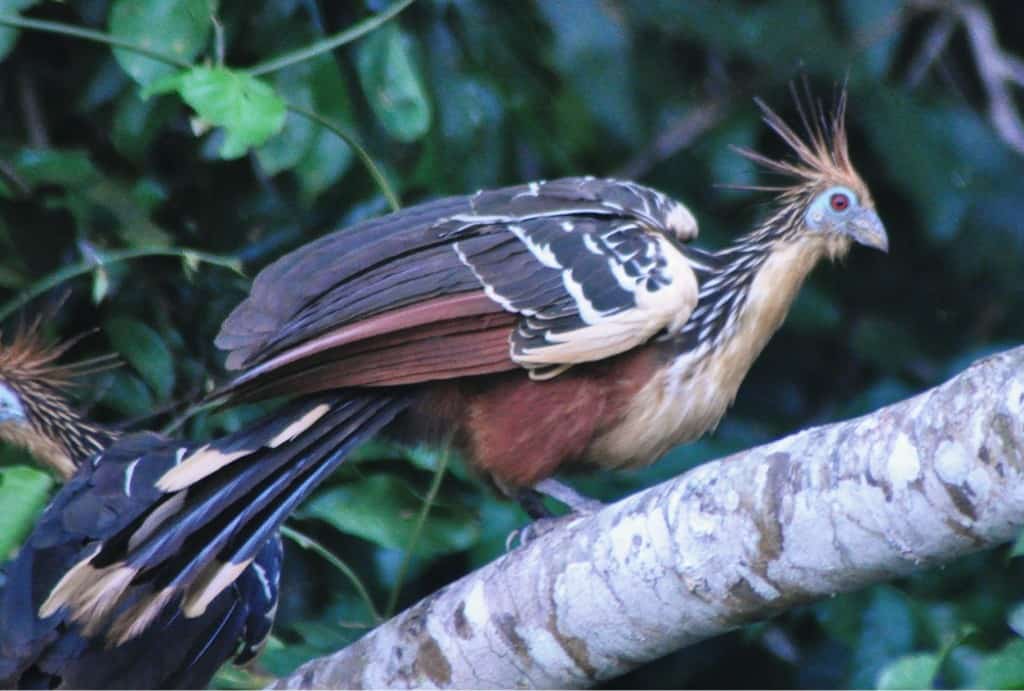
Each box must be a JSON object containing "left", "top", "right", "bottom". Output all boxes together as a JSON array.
[{"left": 443, "top": 178, "right": 700, "bottom": 379}]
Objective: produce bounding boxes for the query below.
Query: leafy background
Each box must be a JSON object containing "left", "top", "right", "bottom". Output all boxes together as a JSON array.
[{"left": 1, "top": 0, "right": 1023, "bottom": 688}]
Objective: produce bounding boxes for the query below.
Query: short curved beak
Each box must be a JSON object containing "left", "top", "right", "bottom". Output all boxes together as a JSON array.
[{"left": 849, "top": 209, "right": 889, "bottom": 253}]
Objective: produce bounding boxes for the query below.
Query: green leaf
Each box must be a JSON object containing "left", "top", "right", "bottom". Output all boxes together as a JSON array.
[
  {"left": 108, "top": 0, "right": 210, "bottom": 86},
  {"left": 876, "top": 653, "right": 939, "bottom": 690},
  {"left": 300, "top": 475, "right": 479, "bottom": 558},
  {"left": 256, "top": 40, "right": 355, "bottom": 192},
  {"left": 850, "top": 586, "right": 917, "bottom": 688},
  {"left": 974, "top": 639, "right": 1024, "bottom": 689},
  {"left": 255, "top": 58, "right": 319, "bottom": 176},
  {"left": 104, "top": 317, "right": 175, "bottom": 400},
  {"left": 111, "top": 91, "right": 178, "bottom": 160},
  {"left": 355, "top": 23, "right": 431, "bottom": 142},
  {"left": 292, "top": 58, "right": 356, "bottom": 202},
  {"left": 0, "top": 0, "right": 39, "bottom": 63},
  {"left": 147, "top": 67, "right": 286, "bottom": 158},
  {"left": 100, "top": 371, "right": 155, "bottom": 417},
  {"left": 0, "top": 465, "right": 53, "bottom": 560},
  {"left": 11, "top": 148, "right": 100, "bottom": 189}
]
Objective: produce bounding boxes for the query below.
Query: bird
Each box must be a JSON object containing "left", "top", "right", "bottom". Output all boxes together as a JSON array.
[
  {"left": 0, "top": 322, "right": 283, "bottom": 689},
  {"left": 20, "top": 91, "right": 888, "bottom": 659}
]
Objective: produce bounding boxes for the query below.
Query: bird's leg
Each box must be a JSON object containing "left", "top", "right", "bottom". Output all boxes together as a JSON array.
[
  {"left": 507, "top": 479, "right": 605, "bottom": 550},
  {"left": 532, "top": 478, "right": 604, "bottom": 514}
]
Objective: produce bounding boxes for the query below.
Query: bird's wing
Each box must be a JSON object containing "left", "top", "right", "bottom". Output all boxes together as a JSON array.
[{"left": 216, "top": 177, "right": 699, "bottom": 398}]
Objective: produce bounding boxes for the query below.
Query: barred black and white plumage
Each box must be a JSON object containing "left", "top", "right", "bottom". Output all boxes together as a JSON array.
[
  {"left": 32, "top": 90, "right": 889, "bottom": 671},
  {"left": 0, "top": 329, "right": 284, "bottom": 689}
]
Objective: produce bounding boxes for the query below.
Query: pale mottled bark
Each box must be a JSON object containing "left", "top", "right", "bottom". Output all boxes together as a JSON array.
[{"left": 273, "top": 345, "right": 1024, "bottom": 689}]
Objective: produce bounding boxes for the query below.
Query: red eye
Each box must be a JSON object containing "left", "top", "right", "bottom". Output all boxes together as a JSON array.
[{"left": 830, "top": 193, "right": 850, "bottom": 212}]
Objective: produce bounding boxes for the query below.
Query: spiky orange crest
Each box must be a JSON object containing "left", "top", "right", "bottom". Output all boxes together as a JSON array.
[
  {"left": 733, "top": 85, "right": 871, "bottom": 205},
  {"left": 0, "top": 317, "right": 116, "bottom": 393}
]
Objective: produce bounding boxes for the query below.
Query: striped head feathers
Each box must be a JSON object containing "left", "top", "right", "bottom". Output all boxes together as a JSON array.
[
  {"left": 733, "top": 85, "right": 889, "bottom": 256},
  {"left": 0, "top": 319, "right": 118, "bottom": 477}
]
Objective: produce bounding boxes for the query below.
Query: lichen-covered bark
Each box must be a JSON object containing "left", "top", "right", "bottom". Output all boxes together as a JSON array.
[{"left": 273, "top": 346, "right": 1024, "bottom": 689}]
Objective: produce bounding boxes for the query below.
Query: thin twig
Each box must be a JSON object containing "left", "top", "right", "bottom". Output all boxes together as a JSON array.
[
  {"left": 210, "top": 9, "right": 226, "bottom": 67},
  {"left": 247, "top": 0, "right": 416, "bottom": 77},
  {"left": 0, "top": 14, "right": 191, "bottom": 68},
  {"left": 907, "top": 0, "right": 1024, "bottom": 154},
  {"left": 385, "top": 443, "right": 451, "bottom": 617},
  {"left": 0, "top": 159, "right": 30, "bottom": 198},
  {"left": 0, "top": 248, "right": 242, "bottom": 323},
  {"left": 957, "top": 2, "right": 1024, "bottom": 154},
  {"left": 616, "top": 99, "right": 728, "bottom": 179},
  {"left": 280, "top": 524, "right": 384, "bottom": 624},
  {"left": 905, "top": 14, "right": 956, "bottom": 88},
  {"left": 287, "top": 103, "right": 401, "bottom": 211},
  {"left": 16, "top": 69, "right": 48, "bottom": 148}
]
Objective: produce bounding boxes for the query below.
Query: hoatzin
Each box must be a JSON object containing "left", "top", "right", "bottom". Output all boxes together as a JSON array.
[
  {"left": 9, "top": 94, "right": 887, "bottom": 668},
  {"left": 0, "top": 325, "right": 282, "bottom": 689}
]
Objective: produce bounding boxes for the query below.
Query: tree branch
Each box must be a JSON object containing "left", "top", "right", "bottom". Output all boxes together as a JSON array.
[
  {"left": 273, "top": 345, "right": 1024, "bottom": 689},
  {"left": 908, "top": 0, "right": 1024, "bottom": 154}
]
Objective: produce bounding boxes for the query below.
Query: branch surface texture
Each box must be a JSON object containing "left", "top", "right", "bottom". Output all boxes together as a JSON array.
[{"left": 274, "top": 345, "right": 1024, "bottom": 689}]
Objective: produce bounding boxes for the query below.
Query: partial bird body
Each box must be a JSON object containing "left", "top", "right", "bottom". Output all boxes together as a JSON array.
[
  {"left": 20, "top": 92, "right": 889, "bottom": 659},
  {"left": 0, "top": 325, "right": 282, "bottom": 689}
]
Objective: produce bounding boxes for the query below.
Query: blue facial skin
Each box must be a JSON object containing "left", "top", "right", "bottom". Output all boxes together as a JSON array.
[
  {"left": 806, "top": 185, "right": 889, "bottom": 253},
  {"left": 0, "top": 384, "right": 26, "bottom": 424}
]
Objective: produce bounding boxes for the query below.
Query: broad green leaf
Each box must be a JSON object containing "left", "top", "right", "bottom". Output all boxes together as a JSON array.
[
  {"left": 77, "top": 178, "right": 172, "bottom": 246},
  {"left": 100, "top": 371, "right": 155, "bottom": 417},
  {"left": 147, "top": 67, "right": 286, "bottom": 159},
  {"left": 974, "top": 639, "right": 1024, "bottom": 689},
  {"left": 850, "top": 586, "right": 917, "bottom": 688},
  {"left": 255, "top": 57, "right": 319, "bottom": 176},
  {"left": 104, "top": 317, "right": 175, "bottom": 400},
  {"left": 0, "top": 465, "right": 53, "bottom": 560},
  {"left": 257, "top": 39, "right": 355, "bottom": 195},
  {"left": 876, "top": 653, "right": 939, "bottom": 690},
  {"left": 11, "top": 148, "right": 100, "bottom": 189},
  {"left": 355, "top": 23, "right": 431, "bottom": 142},
  {"left": 111, "top": 91, "right": 178, "bottom": 160},
  {"left": 0, "top": 0, "right": 39, "bottom": 63},
  {"left": 108, "top": 0, "right": 210, "bottom": 86},
  {"left": 292, "top": 57, "right": 356, "bottom": 202},
  {"left": 301, "top": 475, "right": 479, "bottom": 558}
]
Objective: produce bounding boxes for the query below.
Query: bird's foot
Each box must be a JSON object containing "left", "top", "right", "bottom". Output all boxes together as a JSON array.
[{"left": 505, "top": 479, "right": 604, "bottom": 551}]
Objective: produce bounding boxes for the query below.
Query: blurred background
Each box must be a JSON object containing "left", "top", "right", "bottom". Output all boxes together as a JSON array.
[{"left": 1, "top": 0, "right": 1023, "bottom": 687}]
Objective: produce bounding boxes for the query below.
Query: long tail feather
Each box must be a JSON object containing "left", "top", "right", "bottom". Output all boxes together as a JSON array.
[{"left": 41, "top": 391, "right": 408, "bottom": 642}]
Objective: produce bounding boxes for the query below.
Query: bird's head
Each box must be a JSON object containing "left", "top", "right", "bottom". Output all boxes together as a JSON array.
[
  {"left": 0, "top": 321, "right": 116, "bottom": 477},
  {"left": 736, "top": 88, "right": 889, "bottom": 258}
]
